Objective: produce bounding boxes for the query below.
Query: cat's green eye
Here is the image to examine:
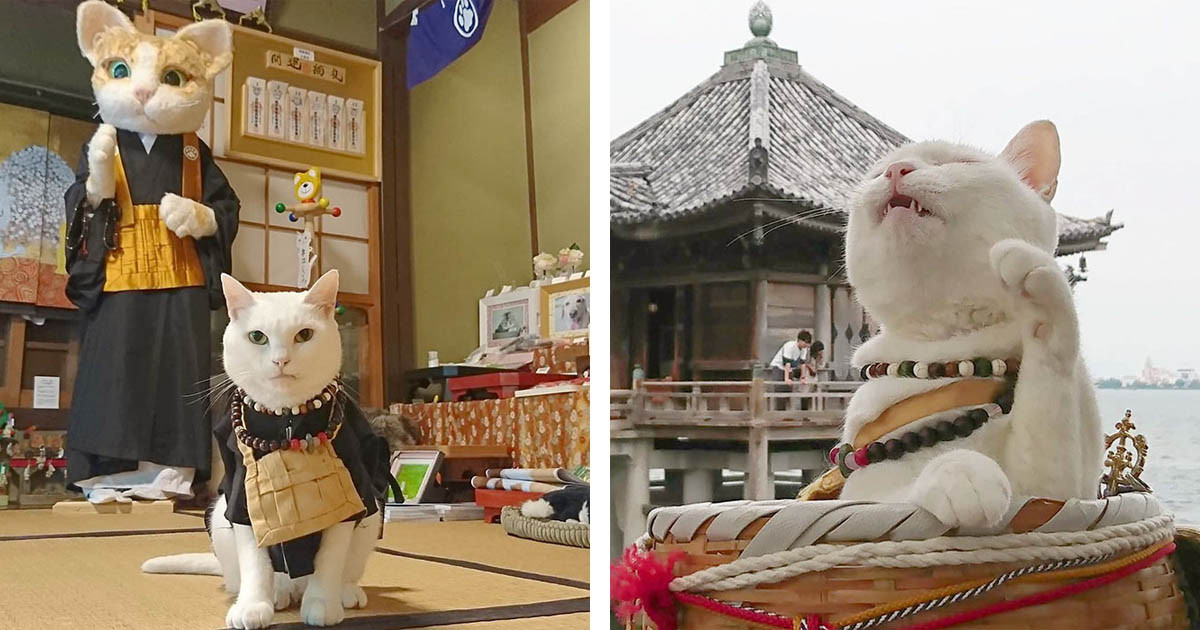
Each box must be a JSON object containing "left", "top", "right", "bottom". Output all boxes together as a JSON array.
[
  {"left": 108, "top": 60, "right": 130, "bottom": 79},
  {"left": 295, "top": 328, "right": 314, "bottom": 343},
  {"left": 162, "top": 69, "right": 185, "bottom": 87},
  {"left": 248, "top": 330, "right": 268, "bottom": 345}
]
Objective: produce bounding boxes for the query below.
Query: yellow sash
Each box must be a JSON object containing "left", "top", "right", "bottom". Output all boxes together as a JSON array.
[{"left": 103, "top": 133, "right": 206, "bottom": 292}]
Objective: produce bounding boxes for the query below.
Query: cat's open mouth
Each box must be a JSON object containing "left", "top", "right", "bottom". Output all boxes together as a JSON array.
[{"left": 882, "top": 194, "right": 932, "bottom": 218}]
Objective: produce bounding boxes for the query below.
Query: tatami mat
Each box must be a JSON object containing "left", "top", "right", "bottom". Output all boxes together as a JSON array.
[
  {"left": 379, "top": 520, "right": 590, "bottom": 583},
  {"left": 0, "top": 508, "right": 204, "bottom": 538},
  {"left": 0, "top": 510, "right": 589, "bottom": 630}
]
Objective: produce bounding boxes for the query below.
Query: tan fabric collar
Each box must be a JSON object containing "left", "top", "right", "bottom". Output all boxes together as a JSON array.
[{"left": 852, "top": 379, "right": 1007, "bottom": 449}]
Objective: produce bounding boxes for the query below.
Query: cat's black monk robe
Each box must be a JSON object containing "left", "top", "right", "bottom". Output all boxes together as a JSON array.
[
  {"left": 63, "top": 130, "right": 239, "bottom": 486},
  {"left": 214, "top": 392, "right": 391, "bottom": 577}
]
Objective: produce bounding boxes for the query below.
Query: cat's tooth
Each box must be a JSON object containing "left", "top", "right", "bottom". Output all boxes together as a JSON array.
[{"left": 909, "top": 199, "right": 917, "bottom": 213}]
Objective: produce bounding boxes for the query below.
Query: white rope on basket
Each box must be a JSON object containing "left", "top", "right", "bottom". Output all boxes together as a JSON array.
[{"left": 669, "top": 514, "right": 1174, "bottom": 592}]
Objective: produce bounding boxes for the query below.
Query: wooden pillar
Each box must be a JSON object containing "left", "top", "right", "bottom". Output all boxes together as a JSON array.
[
  {"left": 744, "top": 426, "right": 772, "bottom": 500},
  {"left": 629, "top": 290, "right": 649, "bottom": 377},
  {"left": 753, "top": 279, "right": 768, "bottom": 365},
  {"left": 815, "top": 264, "right": 832, "bottom": 358},
  {"left": 621, "top": 438, "right": 653, "bottom": 547},
  {"left": 690, "top": 283, "right": 703, "bottom": 379},
  {"left": 378, "top": 12, "right": 416, "bottom": 401},
  {"left": 671, "top": 285, "right": 686, "bottom": 380},
  {"left": 612, "top": 288, "right": 631, "bottom": 388},
  {"left": 683, "top": 469, "right": 721, "bottom": 504}
]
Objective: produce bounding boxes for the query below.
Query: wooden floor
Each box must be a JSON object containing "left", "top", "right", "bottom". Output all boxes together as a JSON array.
[{"left": 0, "top": 508, "right": 589, "bottom": 630}]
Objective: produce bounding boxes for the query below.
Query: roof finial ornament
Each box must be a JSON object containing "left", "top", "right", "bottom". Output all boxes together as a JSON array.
[{"left": 749, "top": 1, "right": 773, "bottom": 38}]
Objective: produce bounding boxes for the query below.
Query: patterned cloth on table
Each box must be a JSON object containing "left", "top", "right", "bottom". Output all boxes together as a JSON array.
[{"left": 393, "top": 389, "right": 589, "bottom": 469}]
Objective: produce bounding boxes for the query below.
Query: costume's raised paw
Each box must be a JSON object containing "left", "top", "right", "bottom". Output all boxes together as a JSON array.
[
  {"left": 159, "top": 193, "right": 218, "bottom": 239},
  {"left": 989, "top": 238, "right": 1078, "bottom": 362},
  {"left": 300, "top": 589, "right": 345, "bottom": 626},
  {"left": 226, "top": 599, "right": 274, "bottom": 629},
  {"left": 85, "top": 124, "right": 118, "bottom": 204},
  {"left": 342, "top": 583, "right": 368, "bottom": 609},
  {"left": 909, "top": 449, "right": 1012, "bottom": 529}
]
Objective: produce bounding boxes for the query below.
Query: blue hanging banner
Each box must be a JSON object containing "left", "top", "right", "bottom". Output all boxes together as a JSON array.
[{"left": 406, "top": 0, "right": 494, "bottom": 89}]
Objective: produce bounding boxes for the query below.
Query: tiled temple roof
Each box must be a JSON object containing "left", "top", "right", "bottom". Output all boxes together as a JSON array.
[{"left": 611, "top": 2, "right": 1122, "bottom": 255}]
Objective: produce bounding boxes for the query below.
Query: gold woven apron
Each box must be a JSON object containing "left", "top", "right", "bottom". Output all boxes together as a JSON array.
[
  {"left": 235, "top": 422, "right": 366, "bottom": 548},
  {"left": 103, "top": 132, "right": 206, "bottom": 292}
]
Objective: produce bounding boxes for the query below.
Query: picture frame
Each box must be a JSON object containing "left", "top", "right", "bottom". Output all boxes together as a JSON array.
[
  {"left": 540, "top": 277, "right": 590, "bottom": 340},
  {"left": 388, "top": 450, "right": 444, "bottom": 504},
  {"left": 479, "top": 286, "right": 540, "bottom": 349}
]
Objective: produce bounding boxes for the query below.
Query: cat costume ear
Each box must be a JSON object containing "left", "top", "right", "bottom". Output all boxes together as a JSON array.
[
  {"left": 76, "top": 0, "right": 136, "bottom": 66},
  {"left": 1001, "top": 120, "right": 1061, "bottom": 202},
  {"left": 305, "top": 270, "right": 340, "bottom": 318},
  {"left": 221, "top": 273, "right": 255, "bottom": 321},
  {"left": 174, "top": 19, "right": 234, "bottom": 80}
]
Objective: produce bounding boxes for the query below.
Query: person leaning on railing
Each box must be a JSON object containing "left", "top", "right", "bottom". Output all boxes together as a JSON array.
[{"left": 769, "top": 330, "right": 811, "bottom": 410}]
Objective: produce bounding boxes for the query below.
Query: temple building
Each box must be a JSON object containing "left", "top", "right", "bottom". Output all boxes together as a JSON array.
[{"left": 610, "top": 2, "right": 1122, "bottom": 386}]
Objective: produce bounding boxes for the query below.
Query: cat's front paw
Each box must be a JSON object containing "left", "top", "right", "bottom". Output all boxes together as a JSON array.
[
  {"left": 909, "top": 450, "right": 1012, "bottom": 528},
  {"left": 225, "top": 599, "right": 275, "bottom": 629},
  {"left": 300, "top": 589, "right": 346, "bottom": 626},
  {"left": 342, "top": 583, "right": 368, "bottom": 609},
  {"left": 159, "top": 194, "right": 217, "bottom": 239},
  {"left": 273, "top": 573, "right": 294, "bottom": 611}
]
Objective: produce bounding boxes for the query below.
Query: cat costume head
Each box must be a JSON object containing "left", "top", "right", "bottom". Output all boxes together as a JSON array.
[{"left": 76, "top": 0, "right": 232, "bottom": 135}]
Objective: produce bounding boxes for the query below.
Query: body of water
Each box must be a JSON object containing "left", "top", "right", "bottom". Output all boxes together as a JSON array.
[{"left": 1096, "top": 389, "right": 1200, "bottom": 525}]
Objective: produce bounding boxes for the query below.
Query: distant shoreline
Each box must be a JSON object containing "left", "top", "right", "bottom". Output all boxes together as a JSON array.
[{"left": 1095, "top": 383, "right": 1200, "bottom": 391}]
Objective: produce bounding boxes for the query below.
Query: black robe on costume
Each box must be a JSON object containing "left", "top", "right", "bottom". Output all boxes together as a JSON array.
[
  {"left": 214, "top": 392, "right": 391, "bottom": 577},
  {"left": 63, "top": 130, "right": 239, "bottom": 486}
]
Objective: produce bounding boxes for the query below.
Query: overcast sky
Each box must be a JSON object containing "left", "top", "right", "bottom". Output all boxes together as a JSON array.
[{"left": 610, "top": 0, "right": 1200, "bottom": 379}]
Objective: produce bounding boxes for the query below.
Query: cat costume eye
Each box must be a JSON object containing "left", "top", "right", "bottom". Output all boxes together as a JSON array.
[
  {"left": 108, "top": 60, "right": 129, "bottom": 79},
  {"left": 162, "top": 68, "right": 185, "bottom": 86}
]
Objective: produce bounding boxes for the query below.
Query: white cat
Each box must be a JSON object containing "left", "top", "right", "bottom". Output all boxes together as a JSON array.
[
  {"left": 839, "top": 121, "right": 1104, "bottom": 528},
  {"left": 142, "top": 271, "right": 381, "bottom": 629}
]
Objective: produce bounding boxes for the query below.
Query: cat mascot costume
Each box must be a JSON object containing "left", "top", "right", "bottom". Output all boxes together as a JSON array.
[{"left": 64, "top": 1, "right": 239, "bottom": 502}]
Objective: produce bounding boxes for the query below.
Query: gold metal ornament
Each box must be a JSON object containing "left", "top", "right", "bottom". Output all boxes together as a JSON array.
[
  {"left": 238, "top": 7, "right": 272, "bottom": 33},
  {"left": 192, "top": 0, "right": 226, "bottom": 22},
  {"left": 1101, "top": 409, "right": 1150, "bottom": 498}
]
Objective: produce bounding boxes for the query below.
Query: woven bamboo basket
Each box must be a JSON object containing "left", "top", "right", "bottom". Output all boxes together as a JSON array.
[
  {"left": 641, "top": 495, "right": 1191, "bottom": 630},
  {"left": 501, "top": 505, "right": 590, "bottom": 548}
]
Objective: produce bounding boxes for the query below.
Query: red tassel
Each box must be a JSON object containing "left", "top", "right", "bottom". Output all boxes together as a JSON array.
[{"left": 611, "top": 546, "right": 684, "bottom": 630}]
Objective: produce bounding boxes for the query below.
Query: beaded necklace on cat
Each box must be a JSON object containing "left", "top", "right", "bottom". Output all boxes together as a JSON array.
[{"left": 231, "top": 381, "right": 342, "bottom": 454}]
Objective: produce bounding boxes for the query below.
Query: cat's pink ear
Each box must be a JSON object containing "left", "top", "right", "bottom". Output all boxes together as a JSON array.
[
  {"left": 221, "top": 273, "right": 255, "bottom": 321},
  {"left": 76, "top": 0, "right": 136, "bottom": 66},
  {"left": 304, "top": 270, "right": 340, "bottom": 317},
  {"left": 174, "top": 20, "right": 233, "bottom": 79},
  {"left": 1001, "top": 120, "right": 1061, "bottom": 202}
]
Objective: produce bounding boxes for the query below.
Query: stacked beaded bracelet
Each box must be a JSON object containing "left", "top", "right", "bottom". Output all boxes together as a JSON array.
[
  {"left": 831, "top": 378, "right": 1016, "bottom": 478},
  {"left": 859, "top": 357, "right": 1020, "bottom": 381},
  {"left": 231, "top": 385, "right": 342, "bottom": 454}
]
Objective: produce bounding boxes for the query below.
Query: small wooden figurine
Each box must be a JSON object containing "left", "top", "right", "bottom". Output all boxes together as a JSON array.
[{"left": 274, "top": 168, "right": 341, "bottom": 288}]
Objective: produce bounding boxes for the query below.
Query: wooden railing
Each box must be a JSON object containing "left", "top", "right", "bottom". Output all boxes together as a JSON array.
[{"left": 612, "top": 378, "right": 861, "bottom": 426}]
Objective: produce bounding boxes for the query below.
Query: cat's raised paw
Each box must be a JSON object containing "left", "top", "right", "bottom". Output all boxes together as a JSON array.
[
  {"left": 342, "top": 583, "right": 368, "bottom": 609},
  {"left": 989, "top": 239, "right": 1060, "bottom": 298},
  {"left": 300, "top": 593, "right": 345, "bottom": 627},
  {"left": 910, "top": 449, "right": 1012, "bottom": 528},
  {"left": 226, "top": 599, "right": 275, "bottom": 629}
]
